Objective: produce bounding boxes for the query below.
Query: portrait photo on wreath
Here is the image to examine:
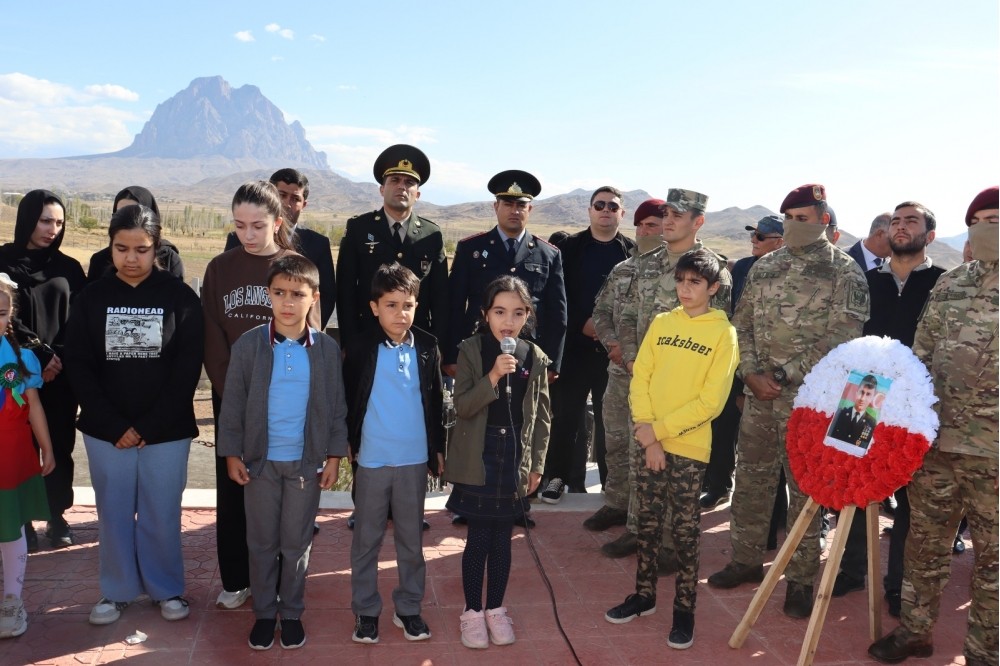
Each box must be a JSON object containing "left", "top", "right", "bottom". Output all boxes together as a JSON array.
[{"left": 824, "top": 370, "right": 892, "bottom": 456}]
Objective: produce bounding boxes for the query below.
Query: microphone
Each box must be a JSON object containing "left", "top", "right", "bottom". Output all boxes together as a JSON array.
[{"left": 500, "top": 337, "right": 517, "bottom": 398}]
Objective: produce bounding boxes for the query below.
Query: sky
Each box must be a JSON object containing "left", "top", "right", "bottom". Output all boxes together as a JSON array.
[{"left": 0, "top": 0, "right": 996, "bottom": 240}]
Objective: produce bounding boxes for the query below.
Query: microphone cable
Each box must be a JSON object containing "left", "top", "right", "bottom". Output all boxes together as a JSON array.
[{"left": 503, "top": 348, "right": 583, "bottom": 666}]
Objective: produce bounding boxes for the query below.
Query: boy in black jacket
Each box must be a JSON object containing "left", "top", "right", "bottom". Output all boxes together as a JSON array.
[{"left": 345, "top": 263, "right": 445, "bottom": 645}]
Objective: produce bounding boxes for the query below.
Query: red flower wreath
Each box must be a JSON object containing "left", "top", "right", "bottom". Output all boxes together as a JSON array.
[{"left": 786, "top": 408, "right": 930, "bottom": 510}]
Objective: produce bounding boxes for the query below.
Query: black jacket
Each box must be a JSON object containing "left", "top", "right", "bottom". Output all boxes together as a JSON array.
[
  {"left": 863, "top": 264, "right": 945, "bottom": 347},
  {"left": 227, "top": 226, "right": 336, "bottom": 327},
  {"left": 343, "top": 323, "right": 445, "bottom": 475},
  {"left": 554, "top": 227, "right": 635, "bottom": 353},
  {"left": 335, "top": 209, "right": 447, "bottom": 352}
]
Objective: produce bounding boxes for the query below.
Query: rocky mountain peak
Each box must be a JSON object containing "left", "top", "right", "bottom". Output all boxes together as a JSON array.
[{"left": 114, "top": 76, "right": 328, "bottom": 170}]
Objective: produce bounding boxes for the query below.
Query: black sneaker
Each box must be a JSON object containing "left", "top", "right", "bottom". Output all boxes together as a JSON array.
[
  {"left": 582, "top": 506, "right": 627, "bottom": 532},
  {"left": 393, "top": 613, "right": 431, "bottom": 641},
  {"left": 667, "top": 609, "right": 694, "bottom": 650},
  {"left": 423, "top": 519, "right": 431, "bottom": 531},
  {"left": 248, "top": 618, "right": 277, "bottom": 650},
  {"left": 47, "top": 518, "right": 74, "bottom": 548},
  {"left": 352, "top": 615, "right": 379, "bottom": 644},
  {"left": 604, "top": 594, "right": 656, "bottom": 624},
  {"left": 540, "top": 478, "right": 565, "bottom": 504},
  {"left": 452, "top": 514, "right": 468, "bottom": 526},
  {"left": 347, "top": 513, "right": 355, "bottom": 530},
  {"left": 279, "top": 618, "right": 306, "bottom": 649}
]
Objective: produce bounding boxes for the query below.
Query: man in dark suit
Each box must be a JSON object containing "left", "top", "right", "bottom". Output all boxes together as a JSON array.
[
  {"left": 846, "top": 213, "right": 892, "bottom": 272},
  {"left": 335, "top": 144, "right": 448, "bottom": 353},
  {"left": 225, "top": 168, "right": 337, "bottom": 327},
  {"left": 828, "top": 374, "right": 878, "bottom": 448},
  {"left": 443, "top": 170, "right": 567, "bottom": 378}
]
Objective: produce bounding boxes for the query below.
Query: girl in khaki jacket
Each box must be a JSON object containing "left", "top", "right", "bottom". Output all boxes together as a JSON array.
[{"left": 444, "top": 276, "right": 550, "bottom": 649}]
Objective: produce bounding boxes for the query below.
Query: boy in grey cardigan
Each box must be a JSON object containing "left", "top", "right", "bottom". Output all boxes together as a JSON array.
[{"left": 217, "top": 256, "right": 348, "bottom": 651}]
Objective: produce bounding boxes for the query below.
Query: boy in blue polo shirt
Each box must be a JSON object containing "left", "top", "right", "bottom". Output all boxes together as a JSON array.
[
  {"left": 218, "top": 255, "right": 348, "bottom": 651},
  {"left": 345, "top": 263, "right": 445, "bottom": 644}
]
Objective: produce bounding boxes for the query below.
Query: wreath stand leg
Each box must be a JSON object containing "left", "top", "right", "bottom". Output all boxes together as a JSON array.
[
  {"left": 728, "top": 496, "right": 820, "bottom": 649},
  {"left": 865, "top": 501, "right": 883, "bottom": 641}
]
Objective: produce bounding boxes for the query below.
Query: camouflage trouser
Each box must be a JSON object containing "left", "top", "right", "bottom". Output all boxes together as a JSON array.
[
  {"left": 627, "top": 412, "right": 676, "bottom": 551},
  {"left": 730, "top": 394, "right": 820, "bottom": 585},
  {"left": 601, "top": 367, "right": 631, "bottom": 511},
  {"left": 901, "top": 447, "right": 998, "bottom": 664},
  {"left": 634, "top": 451, "right": 705, "bottom": 611}
]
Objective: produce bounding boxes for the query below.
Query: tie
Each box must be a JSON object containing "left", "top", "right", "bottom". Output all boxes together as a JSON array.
[
  {"left": 873, "top": 257, "right": 884, "bottom": 268},
  {"left": 392, "top": 222, "right": 403, "bottom": 247},
  {"left": 506, "top": 238, "right": 517, "bottom": 262}
]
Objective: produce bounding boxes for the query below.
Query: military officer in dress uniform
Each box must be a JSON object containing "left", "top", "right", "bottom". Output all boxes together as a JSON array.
[
  {"left": 335, "top": 144, "right": 448, "bottom": 353},
  {"left": 444, "top": 170, "right": 567, "bottom": 380}
]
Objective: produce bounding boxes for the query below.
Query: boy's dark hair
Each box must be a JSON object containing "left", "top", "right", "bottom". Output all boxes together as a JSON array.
[
  {"left": 267, "top": 254, "right": 320, "bottom": 291},
  {"left": 370, "top": 262, "right": 420, "bottom": 301},
  {"left": 109, "top": 204, "right": 162, "bottom": 252},
  {"left": 270, "top": 168, "right": 310, "bottom": 200},
  {"left": 674, "top": 248, "right": 722, "bottom": 285},
  {"left": 476, "top": 275, "right": 536, "bottom": 335}
]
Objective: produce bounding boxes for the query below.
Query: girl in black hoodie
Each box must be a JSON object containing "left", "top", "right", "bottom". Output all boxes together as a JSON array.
[
  {"left": 64, "top": 205, "right": 203, "bottom": 626},
  {"left": 0, "top": 190, "right": 85, "bottom": 550}
]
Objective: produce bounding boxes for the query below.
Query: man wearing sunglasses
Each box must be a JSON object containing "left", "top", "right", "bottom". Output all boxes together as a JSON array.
[{"left": 540, "top": 187, "right": 635, "bottom": 507}]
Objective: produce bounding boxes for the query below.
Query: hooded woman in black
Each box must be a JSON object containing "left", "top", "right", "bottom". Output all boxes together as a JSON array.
[
  {"left": 0, "top": 189, "right": 86, "bottom": 549},
  {"left": 86, "top": 186, "right": 184, "bottom": 282}
]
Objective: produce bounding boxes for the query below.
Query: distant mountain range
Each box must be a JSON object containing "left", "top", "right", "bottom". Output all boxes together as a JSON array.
[{"left": 0, "top": 76, "right": 963, "bottom": 268}]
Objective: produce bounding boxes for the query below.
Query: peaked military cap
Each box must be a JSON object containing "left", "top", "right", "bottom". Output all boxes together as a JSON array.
[
  {"left": 780, "top": 183, "right": 826, "bottom": 213},
  {"left": 488, "top": 170, "right": 541, "bottom": 201},
  {"left": 664, "top": 188, "right": 708, "bottom": 214},
  {"left": 373, "top": 144, "right": 430, "bottom": 185}
]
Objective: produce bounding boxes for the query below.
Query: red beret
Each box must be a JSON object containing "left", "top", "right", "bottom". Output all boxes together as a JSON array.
[
  {"left": 966, "top": 186, "right": 999, "bottom": 226},
  {"left": 633, "top": 198, "right": 665, "bottom": 225},
  {"left": 780, "top": 184, "right": 826, "bottom": 213}
]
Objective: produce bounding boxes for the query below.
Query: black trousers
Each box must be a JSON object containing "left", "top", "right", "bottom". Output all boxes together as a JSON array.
[
  {"left": 544, "top": 348, "right": 608, "bottom": 489},
  {"left": 838, "top": 485, "right": 912, "bottom": 589},
  {"left": 703, "top": 378, "right": 742, "bottom": 496},
  {"left": 38, "top": 374, "right": 78, "bottom": 519},
  {"left": 212, "top": 390, "right": 251, "bottom": 593}
]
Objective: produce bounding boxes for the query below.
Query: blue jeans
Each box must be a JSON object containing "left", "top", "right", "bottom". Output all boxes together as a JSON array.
[{"left": 85, "top": 435, "right": 190, "bottom": 601}]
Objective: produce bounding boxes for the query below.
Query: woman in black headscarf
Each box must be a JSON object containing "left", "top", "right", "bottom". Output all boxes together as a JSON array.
[
  {"left": 0, "top": 190, "right": 86, "bottom": 550},
  {"left": 86, "top": 186, "right": 184, "bottom": 282}
]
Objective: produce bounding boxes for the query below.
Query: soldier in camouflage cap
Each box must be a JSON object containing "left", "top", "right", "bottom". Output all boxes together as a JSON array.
[
  {"left": 707, "top": 183, "right": 870, "bottom": 620},
  {"left": 615, "top": 188, "right": 731, "bottom": 572},
  {"left": 869, "top": 187, "right": 998, "bottom": 666}
]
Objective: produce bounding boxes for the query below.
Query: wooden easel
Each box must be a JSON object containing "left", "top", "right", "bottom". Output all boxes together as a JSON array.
[{"left": 728, "top": 497, "right": 883, "bottom": 666}]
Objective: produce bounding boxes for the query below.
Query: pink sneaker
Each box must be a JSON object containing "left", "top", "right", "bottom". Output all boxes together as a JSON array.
[
  {"left": 459, "top": 609, "right": 489, "bottom": 649},
  {"left": 485, "top": 607, "right": 515, "bottom": 645}
]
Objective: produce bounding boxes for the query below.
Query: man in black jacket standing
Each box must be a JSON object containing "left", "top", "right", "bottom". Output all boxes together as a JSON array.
[
  {"left": 542, "top": 187, "right": 635, "bottom": 506},
  {"left": 225, "top": 168, "right": 337, "bottom": 328},
  {"left": 336, "top": 145, "right": 448, "bottom": 353}
]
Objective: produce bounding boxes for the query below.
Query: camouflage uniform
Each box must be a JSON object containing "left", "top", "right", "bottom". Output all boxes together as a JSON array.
[
  {"left": 728, "top": 238, "right": 868, "bottom": 585},
  {"left": 902, "top": 260, "right": 998, "bottom": 664},
  {"left": 634, "top": 452, "right": 706, "bottom": 611},
  {"left": 592, "top": 253, "right": 641, "bottom": 514},
  {"left": 618, "top": 241, "right": 732, "bottom": 538}
]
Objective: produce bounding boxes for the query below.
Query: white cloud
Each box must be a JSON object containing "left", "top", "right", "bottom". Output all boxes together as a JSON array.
[
  {"left": 304, "top": 124, "right": 440, "bottom": 179},
  {"left": 336, "top": 84, "right": 357, "bottom": 91},
  {"left": 271, "top": 56, "right": 284, "bottom": 62},
  {"left": 309, "top": 34, "right": 325, "bottom": 42},
  {"left": 264, "top": 23, "right": 294, "bottom": 39},
  {"left": 0, "top": 73, "right": 143, "bottom": 156},
  {"left": 234, "top": 30, "right": 254, "bottom": 42},
  {"left": 84, "top": 84, "right": 139, "bottom": 102}
]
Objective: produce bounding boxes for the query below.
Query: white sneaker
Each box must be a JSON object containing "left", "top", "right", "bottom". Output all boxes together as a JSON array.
[
  {"left": 216, "top": 587, "right": 250, "bottom": 609},
  {"left": 89, "top": 598, "right": 129, "bottom": 625},
  {"left": 0, "top": 596, "right": 27, "bottom": 638},
  {"left": 157, "top": 596, "right": 190, "bottom": 621}
]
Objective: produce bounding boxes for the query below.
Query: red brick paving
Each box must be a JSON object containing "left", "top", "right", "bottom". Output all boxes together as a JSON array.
[{"left": 0, "top": 502, "right": 974, "bottom": 665}]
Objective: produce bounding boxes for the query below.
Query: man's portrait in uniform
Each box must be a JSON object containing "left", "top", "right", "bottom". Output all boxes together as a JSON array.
[{"left": 826, "top": 372, "right": 888, "bottom": 454}]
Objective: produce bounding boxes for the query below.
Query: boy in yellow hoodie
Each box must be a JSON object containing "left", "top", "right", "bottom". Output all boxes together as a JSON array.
[{"left": 604, "top": 248, "right": 738, "bottom": 649}]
